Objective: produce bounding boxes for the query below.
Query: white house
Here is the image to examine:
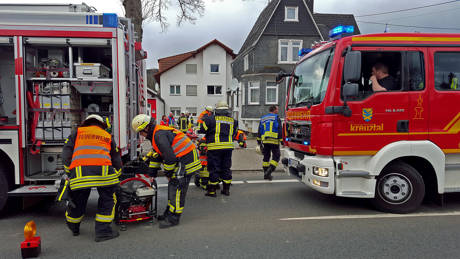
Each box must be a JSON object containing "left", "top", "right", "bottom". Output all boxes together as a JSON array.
[{"left": 155, "top": 39, "right": 236, "bottom": 120}]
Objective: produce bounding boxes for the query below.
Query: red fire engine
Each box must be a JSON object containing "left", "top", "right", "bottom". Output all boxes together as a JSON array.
[{"left": 281, "top": 26, "right": 460, "bottom": 213}]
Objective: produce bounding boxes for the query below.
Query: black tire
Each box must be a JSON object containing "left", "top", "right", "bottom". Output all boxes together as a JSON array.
[
  {"left": 372, "top": 162, "right": 425, "bottom": 214},
  {"left": 0, "top": 169, "right": 8, "bottom": 213}
]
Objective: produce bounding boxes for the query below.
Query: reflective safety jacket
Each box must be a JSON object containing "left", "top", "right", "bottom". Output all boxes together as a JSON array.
[
  {"left": 198, "top": 110, "right": 238, "bottom": 150},
  {"left": 257, "top": 113, "right": 282, "bottom": 145},
  {"left": 179, "top": 116, "right": 188, "bottom": 132},
  {"left": 62, "top": 126, "right": 122, "bottom": 190},
  {"left": 198, "top": 137, "right": 207, "bottom": 166},
  {"left": 235, "top": 130, "right": 247, "bottom": 148},
  {"left": 146, "top": 125, "right": 201, "bottom": 176},
  {"left": 197, "top": 110, "right": 211, "bottom": 126}
]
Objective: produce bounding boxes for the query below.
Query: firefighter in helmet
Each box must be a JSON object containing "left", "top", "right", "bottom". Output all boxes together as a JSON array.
[
  {"left": 132, "top": 114, "right": 201, "bottom": 228},
  {"left": 179, "top": 112, "right": 188, "bottom": 133},
  {"left": 257, "top": 105, "right": 282, "bottom": 180},
  {"left": 62, "top": 114, "right": 122, "bottom": 242},
  {"left": 197, "top": 106, "right": 213, "bottom": 128},
  {"left": 198, "top": 101, "right": 238, "bottom": 197}
]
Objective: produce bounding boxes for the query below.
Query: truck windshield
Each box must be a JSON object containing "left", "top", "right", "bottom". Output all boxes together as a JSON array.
[{"left": 289, "top": 48, "right": 334, "bottom": 107}]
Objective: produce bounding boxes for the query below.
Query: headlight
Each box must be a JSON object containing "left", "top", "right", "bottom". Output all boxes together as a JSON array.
[{"left": 313, "top": 166, "right": 329, "bottom": 177}]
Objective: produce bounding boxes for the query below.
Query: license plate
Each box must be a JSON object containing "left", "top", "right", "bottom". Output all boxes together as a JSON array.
[{"left": 289, "top": 158, "right": 299, "bottom": 167}]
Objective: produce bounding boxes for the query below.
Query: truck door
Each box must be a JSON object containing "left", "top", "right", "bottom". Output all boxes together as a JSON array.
[
  {"left": 333, "top": 49, "right": 409, "bottom": 155},
  {"left": 405, "top": 50, "right": 429, "bottom": 140},
  {"left": 0, "top": 36, "right": 23, "bottom": 184},
  {"left": 429, "top": 48, "right": 460, "bottom": 191}
]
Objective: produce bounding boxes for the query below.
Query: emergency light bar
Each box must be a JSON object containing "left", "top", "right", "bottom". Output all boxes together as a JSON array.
[
  {"left": 298, "top": 48, "right": 312, "bottom": 57},
  {"left": 329, "top": 25, "right": 354, "bottom": 39}
]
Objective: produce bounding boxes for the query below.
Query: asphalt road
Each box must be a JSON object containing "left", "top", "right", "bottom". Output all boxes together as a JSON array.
[{"left": 3, "top": 171, "right": 460, "bottom": 258}]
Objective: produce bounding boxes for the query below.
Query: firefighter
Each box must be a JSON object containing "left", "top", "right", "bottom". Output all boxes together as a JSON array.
[
  {"left": 257, "top": 105, "right": 282, "bottom": 181},
  {"left": 196, "top": 136, "right": 209, "bottom": 190},
  {"left": 179, "top": 112, "right": 188, "bottom": 133},
  {"left": 62, "top": 114, "right": 122, "bottom": 242},
  {"left": 234, "top": 129, "right": 247, "bottom": 148},
  {"left": 197, "top": 106, "right": 213, "bottom": 128},
  {"left": 132, "top": 114, "right": 201, "bottom": 228},
  {"left": 198, "top": 101, "right": 238, "bottom": 197}
]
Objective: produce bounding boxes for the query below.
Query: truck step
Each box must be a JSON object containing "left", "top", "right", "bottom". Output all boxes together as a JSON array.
[{"left": 8, "top": 185, "right": 58, "bottom": 197}]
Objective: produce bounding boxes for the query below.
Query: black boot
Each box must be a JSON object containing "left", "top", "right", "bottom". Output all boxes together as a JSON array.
[
  {"left": 157, "top": 208, "right": 169, "bottom": 221},
  {"left": 265, "top": 166, "right": 274, "bottom": 181},
  {"left": 66, "top": 222, "right": 80, "bottom": 236},
  {"left": 95, "top": 230, "right": 119, "bottom": 242},
  {"left": 205, "top": 184, "right": 217, "bottom": 197},
  {"left": 159, "top": 215, "right": 179, "bottom": 229},
  {"left": 263, "top": 167, "right": 269, "bottom": 180},
  {"left": 221, "top": 183, "right": 230, "bottom": 196}
]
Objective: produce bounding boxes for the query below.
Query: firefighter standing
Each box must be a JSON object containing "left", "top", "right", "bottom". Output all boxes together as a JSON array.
[
  {"left": 198, "top": 101, "right": 238, "bottom": 197},
  {"left": 62, "top": 114, "right": 122, "bottom": 242},
  {"left": 179, "top": 113, "right": 188, "bottom": 133},
  {"left": 257, "top": 105, "right": 282, "bottom": 181},
  {"left": 197, "top": 106, "right": 213, "bottom": 128},
  {"left": 132, "top": 114, "right": 201, "bottom": 228}
]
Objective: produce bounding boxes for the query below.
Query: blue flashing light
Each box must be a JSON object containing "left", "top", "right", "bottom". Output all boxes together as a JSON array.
[
  {"left": 303, "top": 141, "right": 310, "bottom": 145},
  {"left": 298, "top": 48, "right": 312, "bottom": 57},
  {"left": 286, "top": 138, "right": 291, "bottom": 142},
  {"left": 103, "top": 13, "right": 118, "bottom": 28},
  {"left": 329, "top": 25, "right": 354, "bottom": 38}
]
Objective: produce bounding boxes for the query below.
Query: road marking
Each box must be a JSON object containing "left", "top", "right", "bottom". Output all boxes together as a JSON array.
[
  {"left": 246, "top": 179, "right": 299, "bottom": 184},
  {"left": 156, "top": 179, "right": 298, "bottom": 188},
  {"left": 280, "top": 211, "right": 460, "bottom": 221}
]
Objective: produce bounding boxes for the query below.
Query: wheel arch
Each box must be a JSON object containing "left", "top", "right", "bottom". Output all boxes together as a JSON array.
[
  {"left": 0, "top": 148, "right": 15, "bottom": 189},
  {"left": 370, "top": 141, "right": 444, "bottom": 194}
]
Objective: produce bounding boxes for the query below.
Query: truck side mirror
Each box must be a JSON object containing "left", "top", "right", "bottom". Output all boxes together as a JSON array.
[
  {"left": 343, "top": 51, "right": 361, "bottom": 82},
  {"left": 342, "top": 83, "right": 359, "bottom": 99},
  {"left": 276, "top": 71, "right": 290, "bottom": 83}
]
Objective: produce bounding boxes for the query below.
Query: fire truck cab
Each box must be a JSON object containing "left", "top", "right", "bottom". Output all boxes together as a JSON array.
[
  {"left": 0, "top": 3, "right": 147, "bottom": 212},
  {"left": 282, "top": 27, "right": 460, "bottom": 213}
]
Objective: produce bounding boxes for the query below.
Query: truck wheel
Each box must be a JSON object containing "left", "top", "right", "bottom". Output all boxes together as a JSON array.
[
  {"left": 0, "top": 170, "right": 8, "bottom": 213},
  {"left": 372, "top": 162, "right": 425, "bottom": 214}
]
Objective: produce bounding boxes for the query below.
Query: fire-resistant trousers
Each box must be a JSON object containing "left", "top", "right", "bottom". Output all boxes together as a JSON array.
[
  {"left": 262, "top": 144, "right": 280, "bottom": 170},
  {"left": 66, "top": 185, "right": 117, "bottom": 235},
  {"left": 207, "top": 149, "right": 233, "bottom": 185},
  {"left": 167, "top": 174, "right": 192, "bottom": 224}
]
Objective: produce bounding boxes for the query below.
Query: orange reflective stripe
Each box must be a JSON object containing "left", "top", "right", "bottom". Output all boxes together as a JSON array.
[
  {"left": 69, "top": 126, "right": 112, "bottom": 169},
  {"left": 151, "top": 125, "right": 195, "bottom": 158}
]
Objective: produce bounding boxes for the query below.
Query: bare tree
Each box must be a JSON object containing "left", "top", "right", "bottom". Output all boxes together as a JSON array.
[{"left": 121, "top": 0, "right": 205, "bottom": 42}]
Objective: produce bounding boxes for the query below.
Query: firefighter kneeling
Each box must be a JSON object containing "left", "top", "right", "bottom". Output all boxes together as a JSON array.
[
  {"left": 61, "top": 114, "right": 122, "bottom": 242},
  {"left": 132, "top": 114, "right": 201, "bottom": 228}
]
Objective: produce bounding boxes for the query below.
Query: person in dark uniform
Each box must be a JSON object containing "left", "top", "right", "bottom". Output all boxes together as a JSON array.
[
  {"left": 62, "top": 114, "right": 122, "bottom": 242},
  {"left": 257, "top": 106, "right": 282, "bottom": 181},
  {"left": 371, "top": 62, "right": 397, "bottom": 91},
  {"left": 179, "top": 113, "right": 188, "bottom": 133},
  {"left": 198, "top": 101, "right": 238, "bottom": 197},
  {"left": 132, "top": 114, "right": 201, "bottom": 228}
]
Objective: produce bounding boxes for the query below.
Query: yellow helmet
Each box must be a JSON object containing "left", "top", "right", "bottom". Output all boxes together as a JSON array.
[
  {"left": 131, "top": 114, "right": 152, "bottom": 132},
  {"left": 205, "top": 105, "right": 213, "bottom": 112}
]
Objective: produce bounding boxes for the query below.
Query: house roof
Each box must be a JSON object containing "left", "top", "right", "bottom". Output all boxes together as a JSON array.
[
  {"left": 155, "top": 39, "right": 236, "bottom": 82},
  {"left": 237, "top": 0, "right": 360, "bottom": 58},
  {"left": 238, "top": 0, "right": 279, "bottom": 56},
  {"left": 313, "top": 13, "right": 361, "bottom": 39}
]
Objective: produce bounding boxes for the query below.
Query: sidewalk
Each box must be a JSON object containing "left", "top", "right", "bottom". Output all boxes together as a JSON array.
[{"left": 231, "top": 139, "right": 284, "bottom": 172}]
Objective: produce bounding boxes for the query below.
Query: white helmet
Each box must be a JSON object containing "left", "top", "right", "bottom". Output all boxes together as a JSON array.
[
  {"left": 205, "top": 105, "right": 213, "bottom": 112},
  {"left": 132, "top": 114, "right": 152, "bottom": 132},
  {"left": 215, "top": 100, "right": 229, "bottom": 110},
  {"left": 85, "top": 114, "right": 104, "bottom": 124}
]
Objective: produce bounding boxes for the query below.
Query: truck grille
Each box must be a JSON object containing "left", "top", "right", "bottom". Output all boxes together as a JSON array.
[{"left": 287, "top": 123, "right": 311, "bottom": 144}]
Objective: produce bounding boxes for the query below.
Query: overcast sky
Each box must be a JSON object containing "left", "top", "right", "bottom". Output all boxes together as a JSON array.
[{"left": 1, "top": 0, "right": 460, "bottom": 68}]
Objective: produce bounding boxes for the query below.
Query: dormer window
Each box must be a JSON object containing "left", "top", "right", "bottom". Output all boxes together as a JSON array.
[{"left": 285, "top": 6, "right": 298, "bottom": 22}]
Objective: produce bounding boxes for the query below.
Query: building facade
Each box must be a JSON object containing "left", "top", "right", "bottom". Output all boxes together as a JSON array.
[
  {"left": 232, "top": 0, "right": 360, "bottom": 132},
  {"left": 155, "top": 39, "right": 236, "bottom": 121}
]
